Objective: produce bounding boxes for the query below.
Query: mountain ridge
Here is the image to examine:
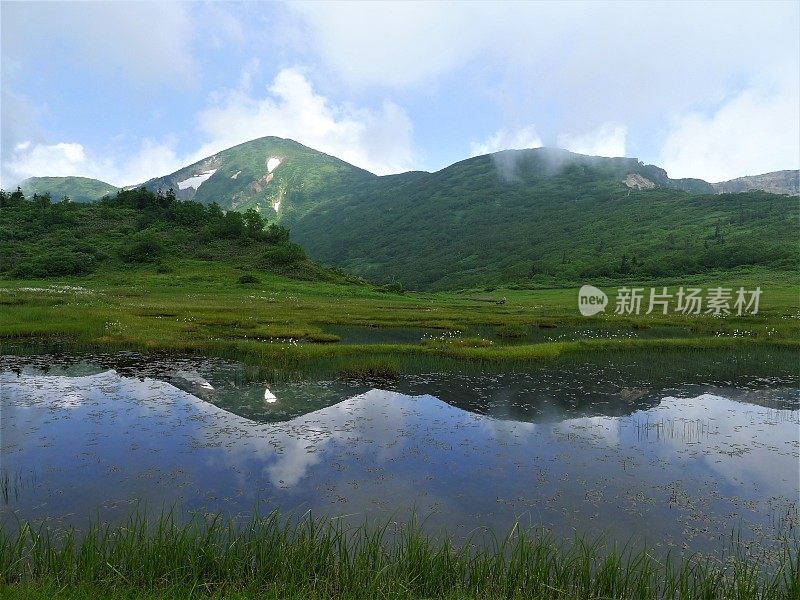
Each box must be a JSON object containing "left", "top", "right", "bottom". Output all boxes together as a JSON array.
[
  {"left": 710, "top": 170, "right": 799, "bottom": 196},
  {"left": 10, "top": 138, "right": 797, "bottom": 290},
  {"left": 14, "top": 138, "right": 800, "bottom": 207}
]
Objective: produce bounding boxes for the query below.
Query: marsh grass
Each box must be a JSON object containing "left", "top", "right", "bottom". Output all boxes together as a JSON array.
[
  {"left": 495, "top": 324, "right": 528, "bottom": 339},
  {"left": 336, "top": 358, "right": 401, "bottom": 381},
  {"left": 0, "top": 267, "right": 798, "bottom": 381},
  {"left": 0, "top": 510, "right": 797, "bottom": 599},
  {"left": 422, "top": 336, "right": 495, "bottom": 349},
  {"left": 2, "top": 337, "right": 798, "bottom": 388}
]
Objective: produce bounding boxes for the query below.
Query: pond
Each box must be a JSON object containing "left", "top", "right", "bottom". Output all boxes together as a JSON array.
[{"left": 1, "top": 350, "right": 797, "bottom": 561}]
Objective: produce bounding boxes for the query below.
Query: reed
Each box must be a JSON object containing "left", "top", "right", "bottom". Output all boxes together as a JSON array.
[{"left": 1, "top": 510, "right": 796, "bottom": 599}]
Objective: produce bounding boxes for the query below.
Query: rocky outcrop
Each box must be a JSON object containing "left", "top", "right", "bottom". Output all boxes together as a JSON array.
[
  {"left": 623, "top": 174, "right": 655, "bottom": 190},
  {"left": 711, "top": 170, "right": 799, "bottom": 196}
]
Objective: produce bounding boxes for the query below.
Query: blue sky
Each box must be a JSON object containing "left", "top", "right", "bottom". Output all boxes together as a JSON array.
[{"left": 2, "top": 1, "right": 798, "bottom": 187}]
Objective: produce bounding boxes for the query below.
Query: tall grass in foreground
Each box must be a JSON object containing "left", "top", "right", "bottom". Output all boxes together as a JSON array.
[{"left": 1, "top": 511, "right": 797, "bottom": 599}]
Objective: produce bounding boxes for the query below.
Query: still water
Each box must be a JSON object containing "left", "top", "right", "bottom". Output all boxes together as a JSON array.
[{"left": 1, "top": 352, "right": 797, "bottom": 559}]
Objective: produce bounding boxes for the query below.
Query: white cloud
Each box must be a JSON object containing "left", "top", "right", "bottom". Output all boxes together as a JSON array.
[
  {"left": 6, "top": 139, "right": 184, "bottom": 188},
  {"left": 0, "top": 2, "right": 197, "bottom": 187},
  {"left": 558, "top": 124, "right": 627, "bottom": 157},
  {"left": 1, "top": 2, "right": 196, "bottom": 85},
  {"left": 659, "top": 81, "right": 800, "bottom": 181},
  {"left": 469, "top": 126, "right": 542, "bottom": 156},
  {"left": 289, "top": 2, "right": 798, "bottom": 97},
  {"left": 121, "top": 140, "right": 185, "bottom": 185},
  {"left": 289, "top": 1, "right": 799, "bottom": 177},
  {"left": 289, "top": 1, "right": 482, "bottom": 88},
  {"left": 3, "top": 3, "right": 796, "bottom": 185},
  {"left": 194, "top": 67, "right": 415, "bottom": 174},
  {"left": 0, "top": 78, "right": 44, "bottom": 186},
  {"left": 8, "top": 142, "right": 89, "bottom": 177}
]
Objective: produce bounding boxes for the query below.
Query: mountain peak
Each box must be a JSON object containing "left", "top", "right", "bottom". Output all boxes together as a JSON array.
[
  {"left": 19, "top": 176, "right": 119, "bottom": 202},
  {"left": 137, "top": 136, "right": 374, "bottom": 217}
]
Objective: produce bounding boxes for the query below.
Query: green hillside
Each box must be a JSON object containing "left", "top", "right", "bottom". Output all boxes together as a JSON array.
[
  {"left": 285, "top": 149, "right": 798, "bottom": 289},
  {"left": 10, "top": 141, "right": 798, "bottom": 291},
  {"left": 19, "top": 176, "right": 119, "bottom": 203},
  {"left": 0, "top": 186, "right": 353, "bottom": 285}
]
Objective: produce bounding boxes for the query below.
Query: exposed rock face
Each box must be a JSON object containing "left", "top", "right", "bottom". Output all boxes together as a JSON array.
[
  {"left": 711, "top": 170, "right": 799, "bottom": 196},
  {"left": 623, "top": 174, "right": 656, "bottom": 190}
]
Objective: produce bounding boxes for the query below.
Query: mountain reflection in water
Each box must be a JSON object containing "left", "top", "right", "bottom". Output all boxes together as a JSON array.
[{"left": 1, "top": 355, "right": 797, "bottom": 560}]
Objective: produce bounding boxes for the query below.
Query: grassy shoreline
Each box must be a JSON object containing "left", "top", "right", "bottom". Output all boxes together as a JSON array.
[
  {"left": 1, "top": 264, "right": 798, "bottom": 379},
  {"left": 1, "top": 511, "right": 797, "bottom": 599}
]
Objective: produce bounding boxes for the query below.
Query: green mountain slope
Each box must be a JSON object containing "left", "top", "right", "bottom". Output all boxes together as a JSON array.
[
  {"left": 139, "top": 137, "right": 375, "bottom": 221},
  {"left": 19, "top": 176, "right": 119, "bottom": 203},
  {"left": 0, "top": 186, "right": 354, "bottom": 285},
  {"left": 284, "top": 149, "right": 797, "bottom": 289}
]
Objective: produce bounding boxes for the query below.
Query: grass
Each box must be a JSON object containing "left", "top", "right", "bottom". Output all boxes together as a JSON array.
[
  {"left": 1, "top": 510, "right": 797, "bottom": 599},
  {"left": 336, "top": 358, "right": 401, "bottom": 380},
  {"left": 495, "top": 324, "right": 528, "bottom": 339},
  {"left": 0, "top": 262, "right": 797, "bottom": 380},
  {"left": 422, "top": 335, "right": 495, "bottom": 349}
]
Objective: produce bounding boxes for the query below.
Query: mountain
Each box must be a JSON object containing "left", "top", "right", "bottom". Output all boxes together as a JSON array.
[
  {"left": 282, "top": 148, "right": 796, "bottom": 288},
  {"left": 16, "top": 138, "right": 798, "bottom": 211},
  {"left": 19, "top": 176, "right": 119, "bottom": 203},
  {"left": 10, "top": 139, "right": 798, "bottom": 290},
  {"left": 137, "top": 137, "right": 374, "bottom": 221},
  {"left": 711, "top": 170, "right": 799, "bottom": 196}
]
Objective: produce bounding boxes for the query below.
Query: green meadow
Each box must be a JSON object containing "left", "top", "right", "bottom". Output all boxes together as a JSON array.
[
  {"left": 2, "top": 185, "right": 796, "bottom": 380},
  {"left": 1, "top": 260, "right": 797, "bottom": 380}
]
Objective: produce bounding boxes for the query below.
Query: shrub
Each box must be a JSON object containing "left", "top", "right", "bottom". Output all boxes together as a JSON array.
[
  {"left": 120, "top": 232, "right": 164, "bottom": 263},
  {"left": 263, "top": 223, "right": 291, "bottom": 244},
  {"left": 262, "top": 243, "right": 306, "bottom": 268},
  {"left": 11, "top": 250, "right": 96, "bottom": 278},
  {"left": 237, "top": 274, "right": 260, "bottom": 284}
]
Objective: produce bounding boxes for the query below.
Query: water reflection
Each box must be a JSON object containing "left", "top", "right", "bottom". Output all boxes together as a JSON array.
[{"left": 1, "top": 361, "right": 797, "bottom": 558}]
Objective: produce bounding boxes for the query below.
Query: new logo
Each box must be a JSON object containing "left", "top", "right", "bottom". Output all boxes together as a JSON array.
[{"left": 578, "top": 285, "right": 608, "bottom": 316}]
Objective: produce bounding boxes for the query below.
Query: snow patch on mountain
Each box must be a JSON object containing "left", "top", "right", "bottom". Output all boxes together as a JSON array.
[
  {"left": 271, "top": 187, "right": 285, "bottom": 213},
  {"left": 177, "top": 169, "right": 217, "bottom": 190},
  {"left": 178, "top": 169, "right": 217, "bottom": 190}
]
